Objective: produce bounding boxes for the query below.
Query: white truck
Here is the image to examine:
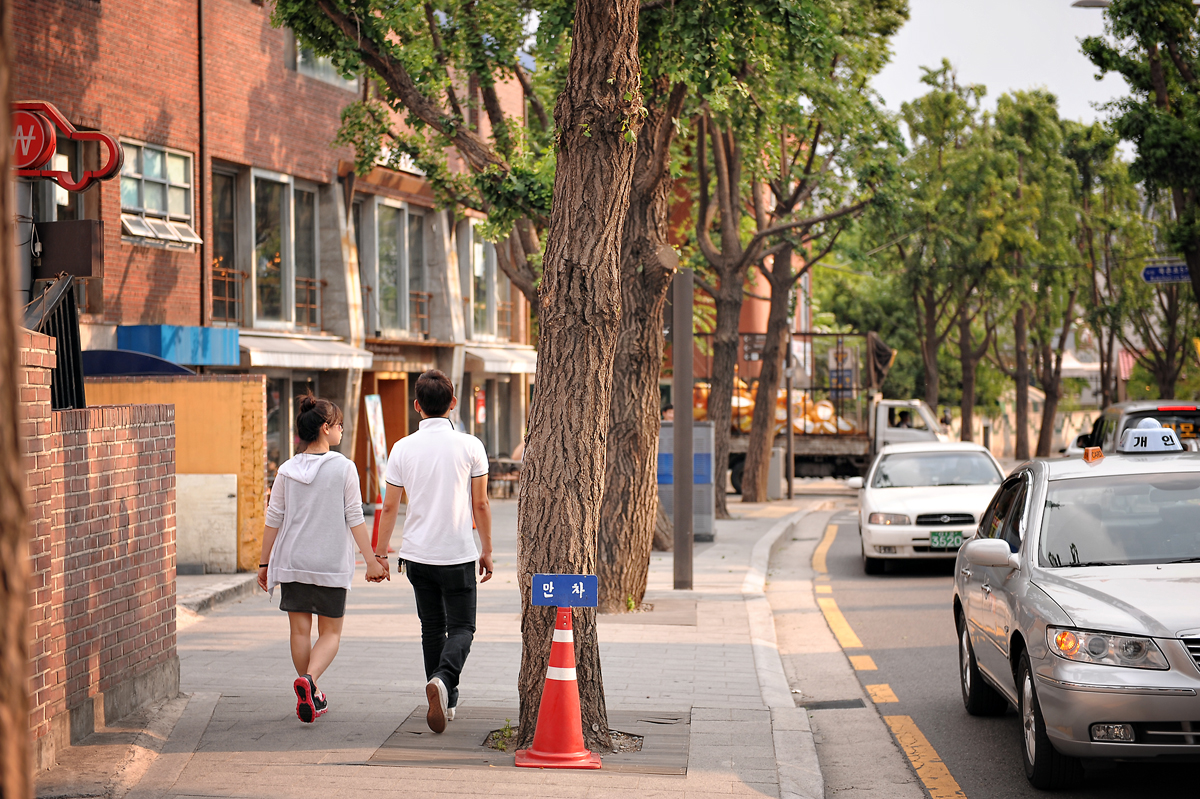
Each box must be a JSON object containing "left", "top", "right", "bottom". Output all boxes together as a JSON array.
[{"left": 728, "top": 395, "right": 944, "bottom": 491}]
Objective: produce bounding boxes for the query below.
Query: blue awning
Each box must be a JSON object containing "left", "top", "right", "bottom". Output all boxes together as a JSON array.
[{"left": 82, "top": 349, "right": 196, "bottom": 377}]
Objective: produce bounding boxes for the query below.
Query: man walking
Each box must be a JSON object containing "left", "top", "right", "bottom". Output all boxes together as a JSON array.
[{"left": 374, "top": 370, "right": 493, "bottom": 733}]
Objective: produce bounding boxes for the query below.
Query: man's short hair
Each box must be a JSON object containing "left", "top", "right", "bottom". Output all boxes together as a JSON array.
[{"left": 415, "top": 370, "right": 455, "bottom": 417}]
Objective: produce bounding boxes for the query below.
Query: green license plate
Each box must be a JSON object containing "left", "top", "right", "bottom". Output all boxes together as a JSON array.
[{"left": 930, "top": 531, "right": 963, "bottom": 550}]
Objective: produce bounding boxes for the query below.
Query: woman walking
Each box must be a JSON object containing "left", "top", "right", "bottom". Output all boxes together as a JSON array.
[{"left": 257, "top": 394, "right": 386, "bottom": 722}]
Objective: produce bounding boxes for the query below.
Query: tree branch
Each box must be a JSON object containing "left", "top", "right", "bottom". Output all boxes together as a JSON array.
[
  {"left": 423, "top": 3, "right": 464, "bottom": 121},
  {"left": 514, "top": 63, "right": 549, "bottom": 131}
]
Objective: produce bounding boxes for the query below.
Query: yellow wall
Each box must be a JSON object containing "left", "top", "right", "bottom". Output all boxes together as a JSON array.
[{"left": 86, "top": 377, "right": 266, "bottom": 571}]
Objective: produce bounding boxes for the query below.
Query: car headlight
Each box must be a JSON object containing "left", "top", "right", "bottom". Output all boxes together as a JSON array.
[
  {"left": 1047, "top": 627, "right": 1169, "bottom": 670},
  {"left": 867, "top": 513, "right": 910, "bottom": 525}
]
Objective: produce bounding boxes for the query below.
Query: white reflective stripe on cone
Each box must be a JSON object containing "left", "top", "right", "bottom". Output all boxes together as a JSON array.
[
  {"left": 552, "top": 628, "right": 574, "bottom": 643},
  {"left": 546, "top": 666, "right": 577, "bottom": 681}
]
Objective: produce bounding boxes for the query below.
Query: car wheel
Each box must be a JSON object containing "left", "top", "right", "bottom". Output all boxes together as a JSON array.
[
  {"left": 957, "top": 611, "right": 1007, "bottom": 716},
  {"left": 861, "top": 535, "right": 885, "bottom": 575},
  {"left": 1018, "top": 652, "right": 1082, "bottom": 789}
]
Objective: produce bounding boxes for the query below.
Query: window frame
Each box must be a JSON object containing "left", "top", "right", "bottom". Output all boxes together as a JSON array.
[
  {"left": 248, "top": 168, "right": 295, "bottom": 330},
  {"left": 119, "top": 138, "right": 201, "bottom": 249},
  {"left": 292, "top": 180, "right": 321, "bottom": 330},
  {"left": 367, "top": 197, "right": 429, "bottom": 339}
]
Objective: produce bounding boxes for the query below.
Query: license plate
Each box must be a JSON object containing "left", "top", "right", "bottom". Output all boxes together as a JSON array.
[{"left": 930, "top": 531, "right": 963, "bottom": 550}]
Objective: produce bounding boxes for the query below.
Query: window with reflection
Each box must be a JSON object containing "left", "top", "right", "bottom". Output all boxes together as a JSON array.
[{"left": 255, "top": 178, "right": 286, "bottom": 321}]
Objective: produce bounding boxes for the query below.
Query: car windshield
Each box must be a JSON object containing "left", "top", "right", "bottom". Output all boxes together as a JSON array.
[
  {"left": 1040, "top": 473, "right": 1200, "bottom": 567},
  {"left": 1125, "top": 412, "right": 1200, "bottom": 442},
  {"left": 870, "top": 452, "right": 1002, "bottom": 489}
]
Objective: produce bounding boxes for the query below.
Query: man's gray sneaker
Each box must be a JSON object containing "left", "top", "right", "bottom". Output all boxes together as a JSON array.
[{"left": 426, "top": 677, "right": 448, "bottom": 733}]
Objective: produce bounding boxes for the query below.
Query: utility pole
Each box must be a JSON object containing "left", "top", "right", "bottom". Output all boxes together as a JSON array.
[{"left": 672, "top": 269, "right": 693, "bottom": 590}]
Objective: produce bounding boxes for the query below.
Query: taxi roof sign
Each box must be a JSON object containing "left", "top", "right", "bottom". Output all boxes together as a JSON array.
[{"left": 1117, "top": 418, "right": 1183, "bottom": 454}]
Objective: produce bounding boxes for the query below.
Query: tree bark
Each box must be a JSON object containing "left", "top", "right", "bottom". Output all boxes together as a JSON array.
[
  {"left": 920, "top": 286, "right": 941, "bottom": 410},
  {"left": 514, "top": 0, "right": 641, "bottom": 752},
  {"left": 742, "top": 246, "right": 793, "bottom": 503},
  {"left": 597, "top": 92, "right": 678, "bottom": 613},
  {"left": 708, "top": 282, "right": 742, "bottom": 516},
  {"left": 959, "top": 314, "right": 977, "bottom": 443},
  {"left": 0, "top": 3, "right": 33, "bottom": 791},
  {"left": 652, "top": 499, "right": 673, "bottom": 552},
  {"left": 1014, "top": 305, "right": 1031, "bottom": 461}
]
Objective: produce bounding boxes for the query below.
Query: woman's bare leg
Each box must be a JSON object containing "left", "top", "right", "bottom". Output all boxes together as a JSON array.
[
  {"left": 307, "top": 615, "right": 345, "bottom": 684},
  {"left": 288, "top": 612, "right": 314, "bottom": 676}
]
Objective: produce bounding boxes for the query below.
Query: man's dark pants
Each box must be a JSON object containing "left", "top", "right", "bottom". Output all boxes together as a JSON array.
[{"left": 404, "top": 560, "right": 476, "bottom": 708}]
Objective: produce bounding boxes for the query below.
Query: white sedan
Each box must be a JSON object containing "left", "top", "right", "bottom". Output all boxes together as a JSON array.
[{"left": 849, "top": 442, "right": 1005, "bottom": 574}]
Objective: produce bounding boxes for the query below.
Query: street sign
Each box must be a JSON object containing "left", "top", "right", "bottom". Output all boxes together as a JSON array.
[
  {"left": 12, "top": 110, "right": 55, "bottom": 170},
  {"left": 532, "top": 574, "right": 597, "bottom": 607},
  {"left": 1141, "top": 263, "right": 1190, "bottom": 284},
  {"left": 12, "top": 101, "right": 123, "bottom": 191}
]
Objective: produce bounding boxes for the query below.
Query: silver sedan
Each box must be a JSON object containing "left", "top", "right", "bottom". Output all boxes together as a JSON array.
[{"left": 953, "top": 423, "right": 1200, "bottom": 789}]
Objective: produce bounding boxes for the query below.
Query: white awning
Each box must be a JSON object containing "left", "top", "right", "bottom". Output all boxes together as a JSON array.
[
  {"left": 464, "top": 345, "right": 538, "bottom": 374},
  {"left": 240, "top": 333, "right": 373, "bottom": 370}
]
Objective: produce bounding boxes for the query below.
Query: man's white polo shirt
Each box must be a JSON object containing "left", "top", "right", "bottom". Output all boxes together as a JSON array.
[{"left": 384, "top": 417, "right": 489, "bottom": 565}]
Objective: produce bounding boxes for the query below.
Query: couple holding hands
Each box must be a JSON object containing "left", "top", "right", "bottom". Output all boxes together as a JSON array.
[{"left": 256, "top": 370, "right": 493, "bottom": 732}]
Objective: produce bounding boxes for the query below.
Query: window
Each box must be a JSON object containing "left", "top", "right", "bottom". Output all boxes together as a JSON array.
[
  {"left": 408, "top": 212, "right": 428, "bottom": 337},
  {"left": 459, "top": 221, "right": 500, "bottom": 339},
  {"left": 254, "top": 177, "right": 286, "bottom": 322},
  {"left": 294, "top": 189, "right": 319, "bottom": 329},
  {"left": 211, "top": 172, "right": 242, "bottom": 324},
  {"left": 370, "top": 201, "right": 429, "bottom": 338},
  {"left": 378, "top": 204, "right": 402, "bottom": 332},
  {"left": 120, "top": 141, "right": 201, "bottom": 246},
  {"left": 286, "top": 32, "right": 359, "bottom": 92}
]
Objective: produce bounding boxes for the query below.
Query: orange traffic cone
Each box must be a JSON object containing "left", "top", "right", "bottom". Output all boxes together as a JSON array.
[{"left": 514, "top": 607, "right": 602, "bottom": 769}]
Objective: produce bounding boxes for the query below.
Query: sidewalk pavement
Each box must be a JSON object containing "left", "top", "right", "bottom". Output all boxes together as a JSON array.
[{"left": 40, "top": 488, "right": 848, "bottom": 799}]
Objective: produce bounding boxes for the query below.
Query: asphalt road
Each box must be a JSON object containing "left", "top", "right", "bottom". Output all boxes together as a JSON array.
[{"left": 822, "top": 508, "right": 1198, "bottom": 799}]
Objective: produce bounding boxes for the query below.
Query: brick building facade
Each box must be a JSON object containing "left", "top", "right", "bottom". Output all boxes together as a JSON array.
[
  {"left": 14, "top": 0, "right": 534, "bottom": 504},
  {"left": 21, "top": 332, "right": 178, "bottom": 772}
]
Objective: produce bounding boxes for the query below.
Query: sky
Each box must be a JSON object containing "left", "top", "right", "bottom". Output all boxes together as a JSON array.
[{"left": 870, "top": 0, "right": 1130, "bottom": 125}]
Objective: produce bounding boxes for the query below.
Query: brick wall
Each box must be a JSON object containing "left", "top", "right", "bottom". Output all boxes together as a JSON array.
[{"left": 21, "top": 333, "right": 179, "bottom": 771}]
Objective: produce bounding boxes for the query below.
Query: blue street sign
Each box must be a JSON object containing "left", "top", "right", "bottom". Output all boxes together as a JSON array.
[
  {"left": 1142, "top": 263, "right": 1191, "bottom": 284},
  {"left": 532, "top": 574, "right": 598, "bottom": 607}
]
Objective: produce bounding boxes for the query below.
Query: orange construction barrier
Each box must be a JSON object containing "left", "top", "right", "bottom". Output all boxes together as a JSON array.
[{"left": 514, "top": 607, "right": 602, "bottom": 769}]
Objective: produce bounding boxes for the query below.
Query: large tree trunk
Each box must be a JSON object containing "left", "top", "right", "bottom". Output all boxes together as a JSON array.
[
  {"left": 597, "top": 103, "right": 675, "bottom": 613},
  {"left": 1014, "top": 306, "right": 1031, "bottom": 461},
  {"left": 959, "top": 314, "right": 977, "bottom": 443},
  {"left": 742, "top": 247, "right": 793, "bottom": 503},
  {"left": 514, "top": 0, "right": 641, "bottom": 753},
  {"left": 708, "top": 281, "right": 742, "bottom": 518},
  {"left": 0, "top": 7, "right": 33, "bottom": 793}
]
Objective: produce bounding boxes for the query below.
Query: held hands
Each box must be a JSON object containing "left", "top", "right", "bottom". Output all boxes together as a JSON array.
[
  {"left": 479, "top": 552, "right": 494, "bottom": 583},
  {"left": 366, "top": 555, "right": 390, "bottom": 583}
]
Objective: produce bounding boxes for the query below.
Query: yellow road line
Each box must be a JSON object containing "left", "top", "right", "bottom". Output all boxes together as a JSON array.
[
  {"left": 815, "top": 585, "right": 832, "bottom": 594},
  {"left": 849, "top": 655, "right": 877, "bottom": 671},
  {"left": 885, "top": 715, "right": 967, "bottom": 799},
  {"left": 816, "top": 597, "right": 863, "bottom": 648},
  {"left": 812, "top": 524, "right": 838, "bottom": 573},
  {"left": 867, "top": 683, "right": 899, "bottom": 703}
]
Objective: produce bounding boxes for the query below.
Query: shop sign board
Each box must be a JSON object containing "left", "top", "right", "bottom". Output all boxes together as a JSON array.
[{"left": 12, "top": 110, "right": 56, "bottom": 170}]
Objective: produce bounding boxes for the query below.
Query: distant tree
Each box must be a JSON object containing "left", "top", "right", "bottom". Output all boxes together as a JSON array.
[{"left": 1083, "top": 0, "right": 1200, "bottom": 306}]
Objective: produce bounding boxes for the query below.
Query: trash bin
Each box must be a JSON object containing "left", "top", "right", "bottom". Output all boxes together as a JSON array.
[{"left": 657, "top": 421, "right": 716, "bottom": 542}]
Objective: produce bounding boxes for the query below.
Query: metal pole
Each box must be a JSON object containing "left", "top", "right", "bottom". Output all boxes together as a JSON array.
[
  {"left": 785, "top": 328, "right": 794, "bottom": 500},
  {"left": 673, "top": 269, "right": 694, "bottom": 590}
]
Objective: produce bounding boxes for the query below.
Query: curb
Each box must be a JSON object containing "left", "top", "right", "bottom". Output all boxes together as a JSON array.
[
  {"left": 177, "top": 574, "right": 258, "bottom": 614},
  {"left": 742, "top": 509, "right": 824, "bottom": 799}
]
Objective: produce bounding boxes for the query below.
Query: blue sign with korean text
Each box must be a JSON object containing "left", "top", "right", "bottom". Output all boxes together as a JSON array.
[
  {"left": 1142, "top": 263, "right": 1191, "bottom": 284},
  {"left": 532, "top": 574, "right": 598, "bottom": 607}
]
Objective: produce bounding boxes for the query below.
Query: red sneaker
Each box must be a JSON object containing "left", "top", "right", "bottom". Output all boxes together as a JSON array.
[{"left": 294, "top": 675, "right": 317, "bottom": 723}]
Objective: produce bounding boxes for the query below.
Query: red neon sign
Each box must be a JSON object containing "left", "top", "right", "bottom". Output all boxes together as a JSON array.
[
  {"left": 11, "top": 101, "right": 122, "bottom": 191},
  {"left": 12, "top": 110, "right": 55, "bottom": 170}
]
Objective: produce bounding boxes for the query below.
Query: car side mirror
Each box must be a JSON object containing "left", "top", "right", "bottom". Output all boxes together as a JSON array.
[
  {"left": 846, "top": 476, "right": 864, "bottom": 490},
  {"left": 964, "top": 538, "right": 1020, "bottom": 570}
]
